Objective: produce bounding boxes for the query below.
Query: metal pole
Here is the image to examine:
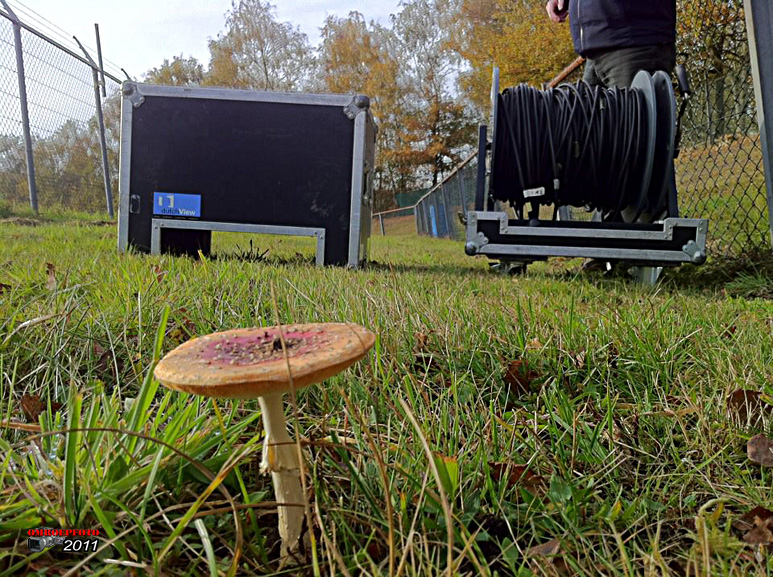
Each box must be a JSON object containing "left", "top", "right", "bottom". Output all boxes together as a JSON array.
[
  {"left": 75, "top": 36, "right": 114, "bottom": 218},
  {"left": 457, "top": 168, "right": 468, "bottom": 214},
  {"left": 440, "top": 182, "right": 454, "bottom": 239},
  {"left": 433, "top": 193, "right": 444, "bottom": 237},
  {"left": 744, "top": 0, "right": 773, "bottom": 244},
  {"left": 414, "top": 205, "right": 420, "bottom": 234},
  {"left": 379, "top": 213, "right": 385, "bottom": 235},
  {"left": 94, "top": 24, "right": 106, "bottom": 98},
  {"left": 2, "top": 0, "right": 38, "bottom": 214}
]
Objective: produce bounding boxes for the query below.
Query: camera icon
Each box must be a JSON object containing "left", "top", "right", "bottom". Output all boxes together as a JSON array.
[{"left": 27, "top": 529, "right": 64, "bottom": 552}]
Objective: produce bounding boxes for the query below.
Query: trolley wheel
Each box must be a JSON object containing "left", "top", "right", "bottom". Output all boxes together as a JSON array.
[{"left": 490, "top": 261, "right": 528, "bottom": 276}]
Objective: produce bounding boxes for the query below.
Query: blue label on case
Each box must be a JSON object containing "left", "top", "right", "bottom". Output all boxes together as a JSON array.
[{"left": 153, "top": 192, "right": 201, "bottom": 218}]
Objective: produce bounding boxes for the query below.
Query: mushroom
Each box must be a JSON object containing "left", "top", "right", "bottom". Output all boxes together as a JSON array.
[{"left": 153, "top": 322, "right": 376, "bottom": 559}]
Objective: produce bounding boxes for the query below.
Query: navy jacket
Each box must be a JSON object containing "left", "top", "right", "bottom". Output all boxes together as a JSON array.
[{"left": 568, "top": 0, "right": 676, "bottom": 56}]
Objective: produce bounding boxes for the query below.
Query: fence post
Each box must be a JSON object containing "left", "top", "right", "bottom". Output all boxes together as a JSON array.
[
  {"left": 2, "top": 0, "right": 38, "bottom": 214},
  {"left": 75, "top": 36, "right": 114, "bottom": 218},
  {"left": 432, "top": 192, "right": 444, "bottom": 237},
  {"left": 744, "top": 0, "right": 773, "bottom": 244},
  {"left": 440, "top": 182, "right": 455, "bottom": 239},
  {"left": 379, "top": 213, "right": 385, "bottom": 235},
  {"left": 457, "top": 168, "right": 468, "bottom": 215},
  {"left": 422, "top": 200, "right": 431, "bottom": 236}
]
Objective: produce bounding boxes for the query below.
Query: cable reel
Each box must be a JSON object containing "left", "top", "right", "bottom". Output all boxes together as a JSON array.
[
  {"left": 486, "top": 70, "right": 677, "bottom": 223},
  {"left": 466, "top": 67, "right": 709, "bottom": 284}
]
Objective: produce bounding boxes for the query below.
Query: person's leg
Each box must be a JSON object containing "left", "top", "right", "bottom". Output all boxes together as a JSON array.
[
  {"left": 592, "top": 43, "right": 676, "bottom": 89},
  {"left": 582, "top": 58, "right": 605, "bottom": 87}
]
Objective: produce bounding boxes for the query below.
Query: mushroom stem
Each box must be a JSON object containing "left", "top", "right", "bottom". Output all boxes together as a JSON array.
[{"left": 258, "top": 391, "right": 305, "bottom": 559}]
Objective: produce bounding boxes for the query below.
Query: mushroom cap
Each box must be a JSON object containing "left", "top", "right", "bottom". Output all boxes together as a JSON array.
[{"left": 154, "top": 322, "right": 376, "bottom": 398}]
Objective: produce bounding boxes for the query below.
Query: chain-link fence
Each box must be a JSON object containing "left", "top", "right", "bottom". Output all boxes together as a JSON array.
[
  {"left": 391, "top": 5, "right": 772, "bottom": 258},
  {"left": 0, "top": 2, "right": 122, "bottom": 217},
  {"left": 371, "top": 206, "right": 417, "bottom": 236},
  {"left": 674, "top": 7, "right": 769, "bottom": 256},
  {"left": 409, "top": 154, "right": 478, "bottom": 241}
]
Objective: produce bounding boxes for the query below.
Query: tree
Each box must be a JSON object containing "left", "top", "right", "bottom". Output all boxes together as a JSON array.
[
  {"left": 144, "top": 55, "right": 205, "bottom": 86},
  {"left": 206, "top": 0, "right": 316, "bottom": 90},
  {"left": 319, "top": 12, "right": 408, "bottom": 209},
  {"left": 391, "top": 0, "right": 477, "bottom": 187},
  {"left": 677, "top": 0, "right": 751, "bottom": 141},
  {"left": 453, "top": 0, "right": 575, "bottom": 115}
]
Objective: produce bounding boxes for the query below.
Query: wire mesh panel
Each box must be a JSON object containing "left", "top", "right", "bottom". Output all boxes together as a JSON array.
[
  {"left": 0, "top": 15, "right": 25, "bottom": 207},
  {"left": 371, "top": 206, "right": 416, "bottom": 236},
  {"left": 0, "top": 9, "right": 122, "bottom": 215},
  {"left": 675, "top": 69, "right": 768, "bottom": 253},
  {"left": 415, "top": 156, "right": 478, "bottom": 239}
]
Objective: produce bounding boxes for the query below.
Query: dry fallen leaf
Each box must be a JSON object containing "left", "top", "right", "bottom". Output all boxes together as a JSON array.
[
  {"left": 45, "top": 262, "right": 56, "bottom": 290},
  {"left": 572, "top": 350, "right": 586, "bottom": 370},
  {"left": 92, "top": 343, "right": 110, "bottom": 374},
  {"left": 748, "top": 435, "right": 773, "bottom": 467},
  {"left": 727, "top": 390, "right": 771, "bottom": 423},
  {"left": 503, "top": 359, "right": 541, "bottom": 396},
  {"left": 526, "top": 538, "right": 571, "bottom": 575},
  {"left": 413, "top": 330, "right": 435, "bottom": 353},
  {"left": 734, "top": 506, "right": 773, "bottom": 533},
  {"left": 722, "top": 325, "right": 738, "bottom": 340},
  {"left": 488, "top": 462, "right": 546, "bottom": 491},
  {"left": 527, "top": 538, "right": 562, "bottom": 557},
  {"left": 526, "top": 337, "right": 544, "bottom": 351},
  {"left": 19, "top": 394, "right": 62, "bottom": 423},
  {"left": 152, "top": 264, "right": 167, "bottom": 283},
  {"left": 734, "top": 506, "right": 773, "bottom": 547}
]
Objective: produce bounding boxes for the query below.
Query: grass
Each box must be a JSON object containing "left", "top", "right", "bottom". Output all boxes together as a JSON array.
[{"left": 0, "top": 220, "right": 772, "bottom": 576}]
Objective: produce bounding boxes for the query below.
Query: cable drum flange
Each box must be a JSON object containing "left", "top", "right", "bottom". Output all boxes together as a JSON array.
[
  {"left": 647, "top": 70, "right": 677, "bottom": 219},
  {"left": 629, "top": 70, "right": 657, "bottom": 218}
]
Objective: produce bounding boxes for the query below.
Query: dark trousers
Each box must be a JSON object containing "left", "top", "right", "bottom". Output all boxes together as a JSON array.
[
  {"left": 582, "top": 42, "right": 678, "bottom": 223},
  {"left": 583, "top": 43, "right": 676, "bottom": 89}
]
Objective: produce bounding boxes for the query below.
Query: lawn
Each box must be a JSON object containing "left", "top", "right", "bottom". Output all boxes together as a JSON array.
[{"left": 1, "top": 221, "right": 772, "bottom": 576}]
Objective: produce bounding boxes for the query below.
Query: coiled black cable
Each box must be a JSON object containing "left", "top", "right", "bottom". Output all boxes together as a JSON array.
[{"left": 491, "top": 81, "right": 650, "bottom": 221}]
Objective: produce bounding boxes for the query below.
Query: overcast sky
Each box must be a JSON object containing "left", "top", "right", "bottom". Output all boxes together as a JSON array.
[{"left": 5, "top": 0, "right": 402, "bottom": 79}]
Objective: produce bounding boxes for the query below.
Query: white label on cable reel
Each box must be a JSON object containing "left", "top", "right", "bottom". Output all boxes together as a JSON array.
[{"left": 523, "top": 186, "right": 546, "bottom": 199}]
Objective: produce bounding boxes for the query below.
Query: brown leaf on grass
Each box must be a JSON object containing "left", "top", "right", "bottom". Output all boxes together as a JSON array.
[
  {"left": 413, "top": 330, "right": 435, "bottom": 353},
  {"left": 722, "top": 325, "right": 738, "bottom": 339},
  {"left": 727, "top": 390, "right": 771, "bottom": 423},
  {"left": 526, "top": 538, "right": 571, "bottom": 575},
  {"left": 20, "top": 394, "right": 62, "bottom": 423},
  {"left": 45, "top": 262, "right": 56, "bottom": 290},
  {"left": 503, "top": 359, "right": 541, "bottom": 396},
  {"left": 152, "top": 264, "right": 167, "bottom": 283},
  {"left": 734, "top": 506, "right": 773, "bottom": 547},
  {"left": 20, "top": 394, "right": 43, "bottom": 422},
  {"left": 93, "top": 343, "right": 110, "bottom": 374},
  {"left": 571, "top": 350, "right": 586, "bottom": 370},
  {"left": 527, "top": 538, "right": 562, "bottom": 557},
  {"left": 488, "top": 462, "right": 546, "bottom": 491},
  {"left": 734, "top": 506, "right": 773, "bottom": 533},
  {"left": 526, "top": 337, "right": 544, "bottom": 351},
  {"left": 748, "top": 435, "right": 773, "bottom": 467}
]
